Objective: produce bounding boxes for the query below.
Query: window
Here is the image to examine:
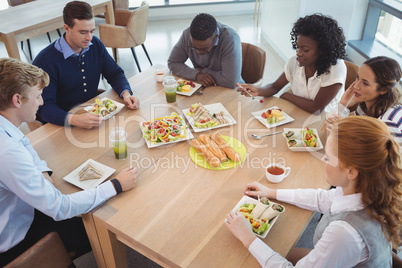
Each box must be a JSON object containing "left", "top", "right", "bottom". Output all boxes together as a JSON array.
[
  {"left": 349, "top": 0, "right": 402, "bottom": 63},
  {"left": 375, "top": 10, "right": 402, "bottom": 56}
]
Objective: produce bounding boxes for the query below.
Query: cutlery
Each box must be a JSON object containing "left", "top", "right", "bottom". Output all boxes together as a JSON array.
[
  {"left": 197, "top": 86, "right": 205, "bottom": 95},
  {"left": 244, "top": 90, "right": 263, "bottom": 103},
  {"left": 252, "top": 131, "right": 282, "bottom": 140}
]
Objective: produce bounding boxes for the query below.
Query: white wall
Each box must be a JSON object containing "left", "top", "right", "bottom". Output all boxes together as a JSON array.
[
  {"left": 261, "top": 0, "right": 369, "bottom": 63},
  {"left": 148, "top": 2, "right": 254, "bottom": 21}
]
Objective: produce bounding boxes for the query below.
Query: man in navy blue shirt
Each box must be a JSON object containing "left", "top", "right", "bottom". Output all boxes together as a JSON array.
[{"left": 33, "top": 1, "right": 140, "bottom": 128}]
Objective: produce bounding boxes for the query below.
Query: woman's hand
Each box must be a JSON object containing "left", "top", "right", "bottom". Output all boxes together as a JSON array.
[
  {"left": 225, "top": 211, "right": 256, "bottom": 248},
  {"left": 236, "top": 83, "right": 259, "bottom": 97},
  {"left": 325, "top": 113, "right": 342, "bottom": 131},
  {"left": 340, "top": 81, "right": 358, "bottom": 108},
  {"left": 243, "top": 182, "right": 277, "bottom": 200}
]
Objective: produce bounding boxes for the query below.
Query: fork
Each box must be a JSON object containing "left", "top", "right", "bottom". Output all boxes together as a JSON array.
[
  {"left": 244, "top": 90, "right": 263, "bottom": 103},
  {"left": 197, "top": 86, "right": 205, "bottom": 95},
  {"left": 252, "top": 131, "right": 282, "bottom": 140}
]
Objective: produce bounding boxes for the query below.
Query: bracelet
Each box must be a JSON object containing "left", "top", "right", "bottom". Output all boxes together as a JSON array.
[{"left": 111, "top": 178, "right": 123, "bottom": 195}]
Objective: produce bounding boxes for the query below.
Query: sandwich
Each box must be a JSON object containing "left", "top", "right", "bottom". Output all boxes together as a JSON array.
[{"left": 78, "top": 162, "right": 104, "bottom": 181}]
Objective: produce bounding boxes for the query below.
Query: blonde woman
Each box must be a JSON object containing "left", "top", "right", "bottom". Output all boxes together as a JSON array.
[{"left": 226, "top": 116, "right": 401, "bottom": 267}]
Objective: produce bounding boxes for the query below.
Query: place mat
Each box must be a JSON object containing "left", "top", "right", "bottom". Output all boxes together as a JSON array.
[{"left": 189, "top": 135, "right": 247, "bottom": 170}]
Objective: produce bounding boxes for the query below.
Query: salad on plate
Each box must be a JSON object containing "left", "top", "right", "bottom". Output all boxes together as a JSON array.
[{"left": 141, "top": 112, "right": 188, "bottom": 144}]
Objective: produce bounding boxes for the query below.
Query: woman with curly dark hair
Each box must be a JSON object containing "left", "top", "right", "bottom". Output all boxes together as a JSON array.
[
  {"left": 225, "top": 116, "right": 401, "bottom": 267},
  {"left": 237, "top": 14, "right": 347, "bottom": 114}
]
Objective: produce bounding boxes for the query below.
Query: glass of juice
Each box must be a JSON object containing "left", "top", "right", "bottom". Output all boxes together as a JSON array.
[
  {"left": 109, "top": 127, "right": 127, "bottom": 159},
  {"left": 163, "top": 76, "right": 177, "bottom": 103}
]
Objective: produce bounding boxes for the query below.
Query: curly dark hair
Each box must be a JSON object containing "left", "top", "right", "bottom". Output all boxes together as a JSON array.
[
  {"left": 190, "top": 13, "right": 217, "bottom": 41},
  {"left": 290, "top": 13, "right": 346, "bottom": 76}
]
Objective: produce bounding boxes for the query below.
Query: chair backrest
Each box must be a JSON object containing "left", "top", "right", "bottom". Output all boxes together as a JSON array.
[
  {"left": 127, "top": 1, "right": 149, "bottom": 46},
  {"left": 4, "top": 232, "right": 74, "bottom": 268},
  {"left": 241, "top": 42, "right": 266, "bottom": 85},
  {"left": 344, "top": 60, "right": 359, "bottom": 90},
  {"left": 392, "top": 251, "right": 402, "bottom": 268},
  {"left": 344, "top": 60, "right": 359, "bottom": 112}
]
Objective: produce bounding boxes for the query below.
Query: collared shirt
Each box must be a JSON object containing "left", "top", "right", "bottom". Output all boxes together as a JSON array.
[
  {"left": 0, "top": 115, "right": 116, "bottom": 252},
  {"left": 284, "top": 56, "right": 347, "bottom": 112},
  {"left": 214, "top": 27, "right": 220, "bottom": 47},
  {"left": 355, "top": 105, "right": 402, "bottom": 146},
  {"left": 54, "top": 35, "right": 92, "bottom": 59},
  {"left": 54, "top": 35, "right": 130, "bottom": 98},
  {"left": 248, "top": 187, "right": 369, "bottom": 267}
]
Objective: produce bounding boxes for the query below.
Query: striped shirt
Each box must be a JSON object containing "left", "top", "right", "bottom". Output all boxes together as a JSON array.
[{"left": 355, "top": 105, "right": 402, "bottom": 145}]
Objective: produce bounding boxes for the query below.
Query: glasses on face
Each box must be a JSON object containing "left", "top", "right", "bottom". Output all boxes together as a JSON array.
[{"left": 189, "top": 34, "right": 218, "bottom": 54}]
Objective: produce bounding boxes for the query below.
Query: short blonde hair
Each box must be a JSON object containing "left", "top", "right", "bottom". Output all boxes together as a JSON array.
[{"left": 0, "top": 58, "right": 49, "bottom": 110}]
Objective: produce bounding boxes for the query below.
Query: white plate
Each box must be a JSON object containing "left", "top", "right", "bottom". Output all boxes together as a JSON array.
[
  {"left": 182, "top": 103, "right": 237, "bottom": 132},
  {"left": 176, "top": 79, "right": 202, "bottom": 96},
  {"left": 283, "top": 128, "right": 324, "bottom": 152},
  {"left": 251, "top": 106, "right": 294, "bottom": 128},
  {"left": 63, "top": 159, "right": 116, "bottom": 190},
  {"left": 140, "top": 117, "right": 194, "bottom": 148},
  {"left": 84, "top": 97, "right": 124, "bottom": 120},
  {"left": 230, "top": 195, "right": 281, "bottom": 238}
]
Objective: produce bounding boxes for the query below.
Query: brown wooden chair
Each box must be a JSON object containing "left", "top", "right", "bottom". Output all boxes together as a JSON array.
[
  {"left": 7, "top": 0, "right": 61, "bottom": 61},
  {"left": 344, "top": 60, "right": 359, "bottom": 112},
  {"left": 241, "top": 42, "right": 266, "bottom": 86},
  {"left": 4, "top": 232, "right": 75, "bottom": 268},
  {"left": 99, "top": 0, "right": 152, "bottom": 73},
  {"left": 392, "top": 251, "right": 402, "bottom": 268}
]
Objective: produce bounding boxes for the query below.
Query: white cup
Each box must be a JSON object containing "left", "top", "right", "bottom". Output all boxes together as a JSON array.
[
  {"left": 265, "top": 163, "right": 291, "bottom": 183},
  {"left": 154, "top": 69, "right": 167, "bottom": 82}
]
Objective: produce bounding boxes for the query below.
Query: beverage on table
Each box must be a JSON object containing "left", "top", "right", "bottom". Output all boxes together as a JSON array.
[
  {"left": 109, "top": 127, "right": 127, "bottom": 159},
  {"left": 163, "top": 76, "right": 177, "bottom": 103}
]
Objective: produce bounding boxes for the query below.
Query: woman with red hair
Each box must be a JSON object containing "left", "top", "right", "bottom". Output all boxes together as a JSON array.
[{"left": 226, "top": 116, "right": 401, "bottom": 267}]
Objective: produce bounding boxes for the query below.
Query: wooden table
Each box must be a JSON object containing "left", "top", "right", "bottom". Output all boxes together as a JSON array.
[
  {"left": 27, "top": 66, "right": 329, "bottom": 268},
  {"left": 0, "top": 0, "right": 114, "bottom": 60}
]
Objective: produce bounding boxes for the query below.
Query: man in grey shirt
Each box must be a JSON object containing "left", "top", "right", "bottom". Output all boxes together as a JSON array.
[{"left": 168, "top": 13, "right": 244, "bottom": 89}]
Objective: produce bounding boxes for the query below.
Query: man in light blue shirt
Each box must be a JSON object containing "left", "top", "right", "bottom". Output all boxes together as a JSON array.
[{"left": 0, "top": 58, "right": 138, "bottom": 266}]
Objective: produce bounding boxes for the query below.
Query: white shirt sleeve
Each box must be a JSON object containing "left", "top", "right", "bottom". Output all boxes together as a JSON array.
[
  {"left": 1, "top": 143, "right": 116, "bottom": 221},
  {"left": 248, "top": 219, "right": 367, "bottom": 267},
  {"left": 276, "top": 188, "right": 336, "bottom": 214}
]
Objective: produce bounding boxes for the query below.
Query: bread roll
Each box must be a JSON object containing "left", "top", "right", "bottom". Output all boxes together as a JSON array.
[
  {"left": 210, "top": 133, "right": 241, "bottom": 162},
  {"left": 198, "top": 134, "right": 227, "bottom": 162},
  {"left": 190, "top": 139, "right": 221, "bottom": 167}
]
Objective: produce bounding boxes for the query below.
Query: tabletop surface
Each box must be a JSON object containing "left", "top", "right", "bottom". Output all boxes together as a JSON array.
[
  {"left": 0, "top": 0, "right": 111, "bottom": 34},
  {"left": 27, "top": 66, "right": 329, "bottom": 267}
]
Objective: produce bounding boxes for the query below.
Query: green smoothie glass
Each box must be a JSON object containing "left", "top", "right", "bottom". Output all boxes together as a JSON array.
[
  {"left": 109, "top": 127, "right": 127, "bottom": 159},
  {"left": 163, "top": 76, "right": 177, "bottom": 103}
]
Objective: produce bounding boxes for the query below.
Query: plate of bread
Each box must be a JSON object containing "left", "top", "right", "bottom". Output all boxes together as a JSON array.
[
  {"left": 189, "top": 133, "right": 247, "bottom": 170},
  {"left": 63, "top": 159, "right": 116, "bottom": 190}
]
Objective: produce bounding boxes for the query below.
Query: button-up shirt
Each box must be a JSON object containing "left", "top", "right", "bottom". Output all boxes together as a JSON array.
[
  {"left": 248, "top": 187, "right": 369, "bottom": 267},
  {"left": 0, "top": 115, "right": 116, "bottom": 252}
]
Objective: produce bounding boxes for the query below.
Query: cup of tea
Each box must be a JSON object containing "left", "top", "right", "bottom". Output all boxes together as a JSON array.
[
  {"left": 109, "top": 127, "right": 127, "bottom": 159},
  {"left": 154, "top": 69, "right": 167, "bottom": 82},
  {"left": 265, "top": 163, "right": 291, "bottom": 183}
]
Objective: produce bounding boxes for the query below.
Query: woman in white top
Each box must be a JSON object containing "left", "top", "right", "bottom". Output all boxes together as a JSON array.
[
  {"left": 337, "top": 56, "right": 402, "bottom": 145},
  {"left": 225, "top": 116, "right": 401, "bottom": 267},
  {"left": 237, "top": 14, "right": 347, "bottom": 114}
]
